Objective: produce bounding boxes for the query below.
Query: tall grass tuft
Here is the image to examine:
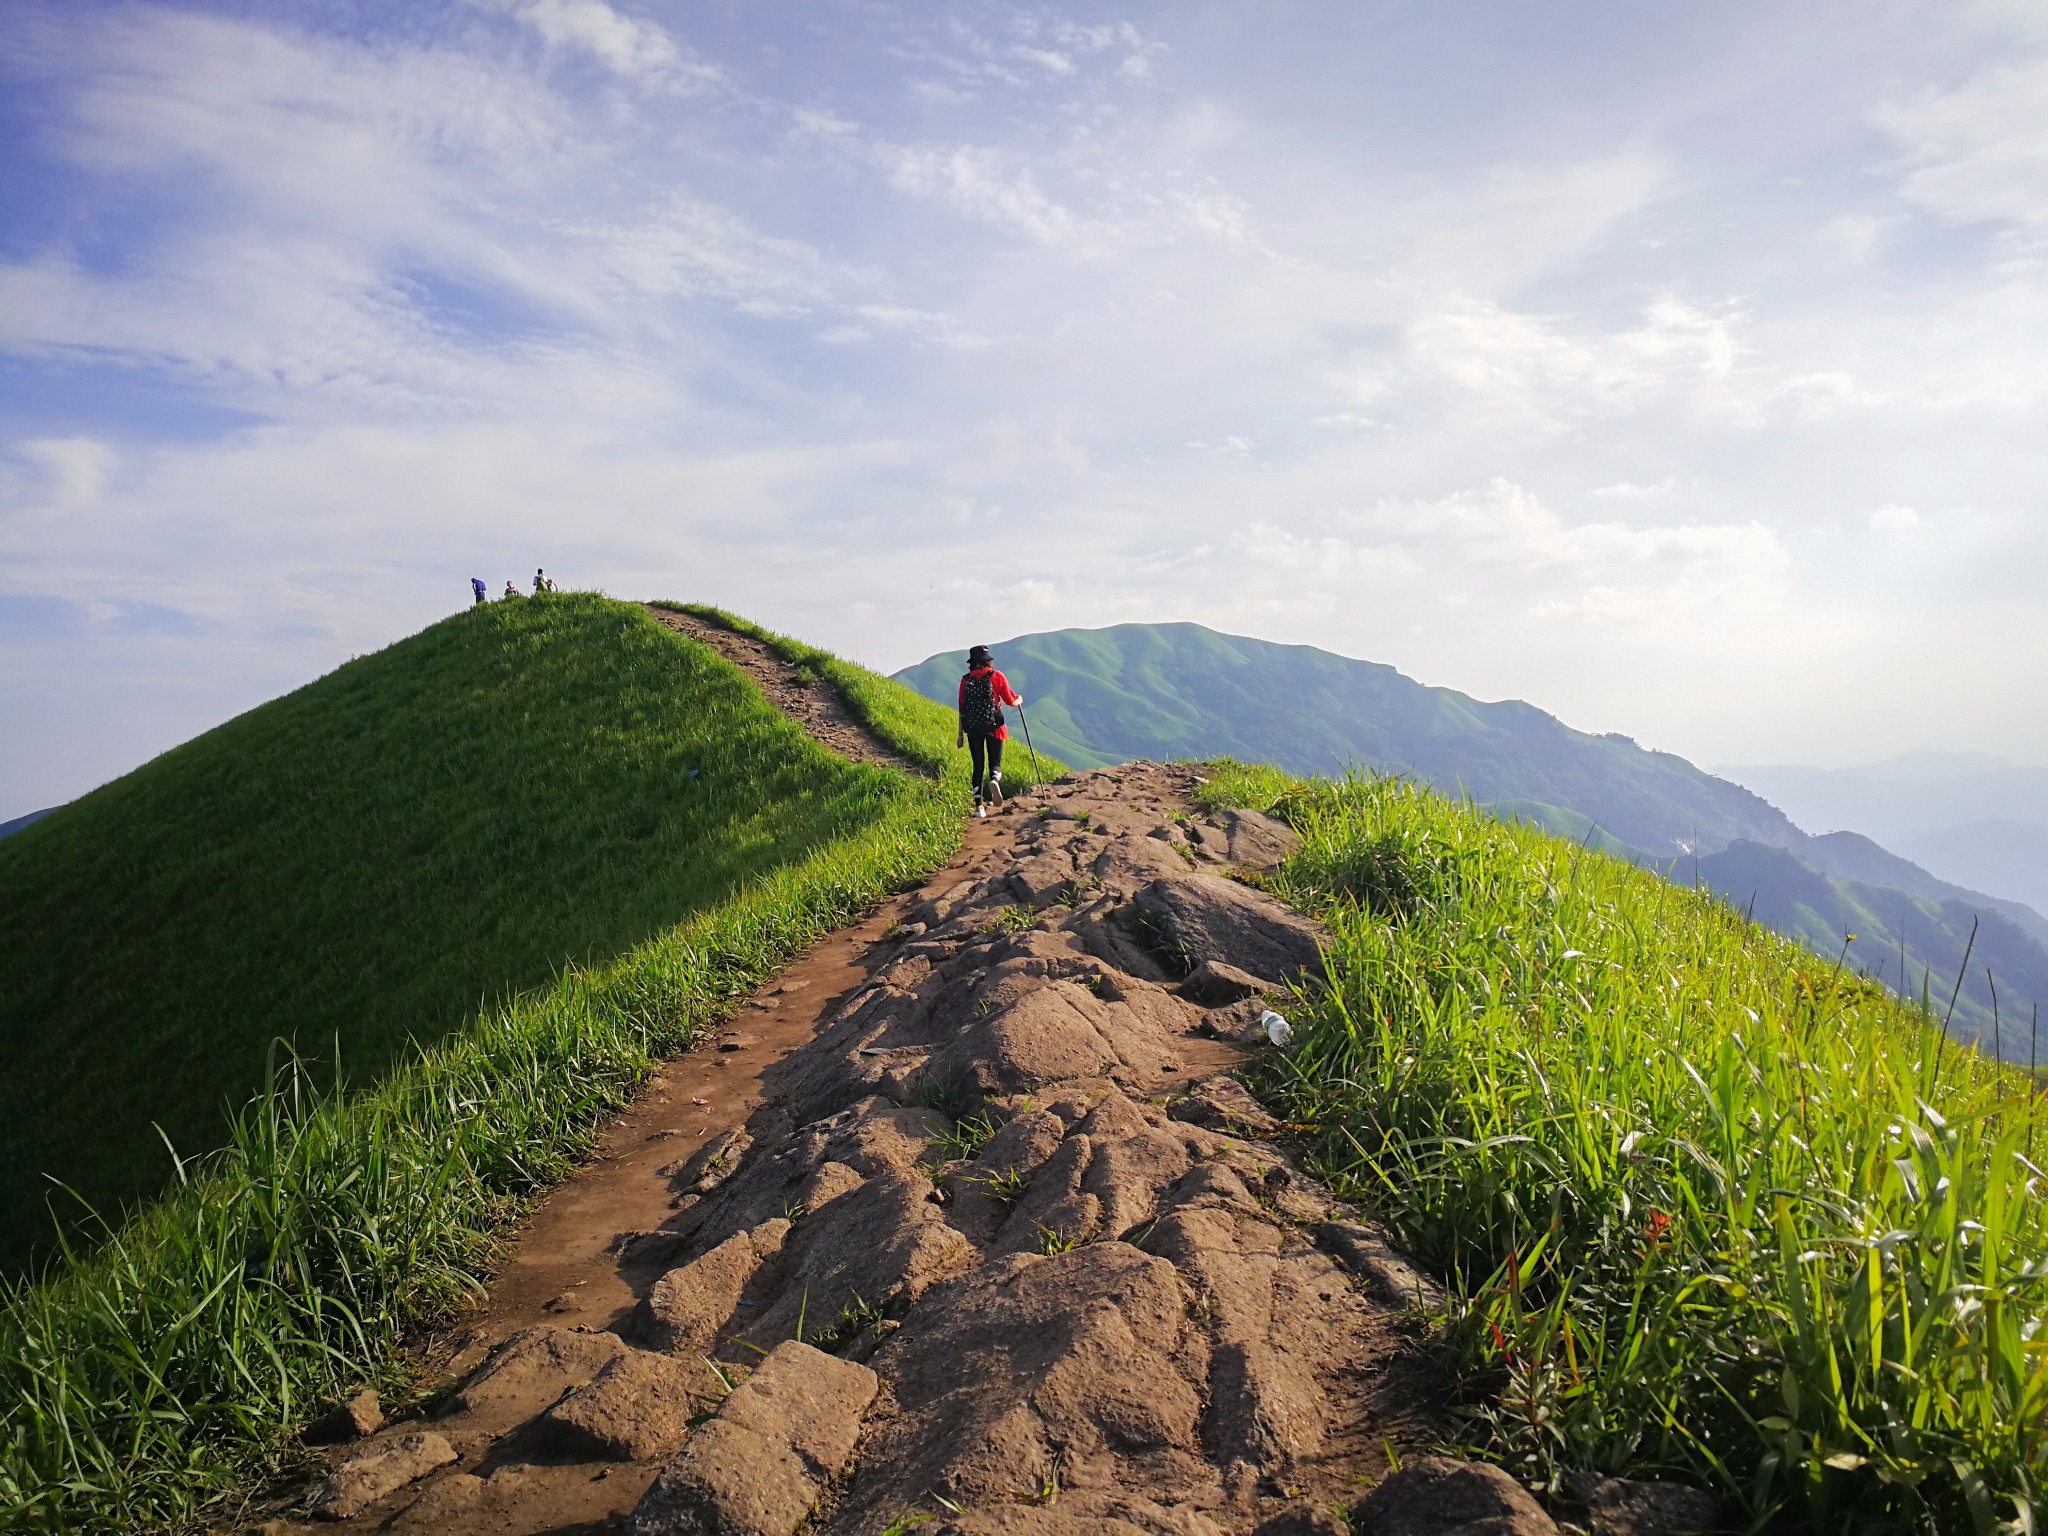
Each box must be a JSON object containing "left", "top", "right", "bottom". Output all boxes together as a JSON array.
[{"left": 1199, "top": 763, "right": 2048, "bottom": 1534}]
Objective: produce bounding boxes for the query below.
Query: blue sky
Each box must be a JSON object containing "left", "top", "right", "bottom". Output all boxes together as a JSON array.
[{"left": 3, "top": 0, "right": 2045, "bottom": 815}]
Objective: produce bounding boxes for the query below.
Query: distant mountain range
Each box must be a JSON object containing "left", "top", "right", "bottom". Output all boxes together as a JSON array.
[
  {"left": 1717, "top": 756, "right": 2048, "bottom": 916},
  {"left": 0, "top": 809, "right": 55, "bottom": 839},
  {"left": 897, "top": 622, "right": 2048, "bottom": 1055}
]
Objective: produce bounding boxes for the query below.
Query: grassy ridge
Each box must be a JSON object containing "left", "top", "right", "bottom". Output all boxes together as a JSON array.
[
  {"left": 1199, "top": 763, "right": 2046, "bottom": 1534},
  {"left": 0, "top": 595, "right": 902, "bottom": 1272},
  {"left": 0, "top": 603, "right": 1059, "bottom": 1532}
]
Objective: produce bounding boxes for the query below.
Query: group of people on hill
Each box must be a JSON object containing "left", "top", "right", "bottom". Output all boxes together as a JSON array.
[{"left": 470, "top": 570, "right": 555, "bottom": 605}]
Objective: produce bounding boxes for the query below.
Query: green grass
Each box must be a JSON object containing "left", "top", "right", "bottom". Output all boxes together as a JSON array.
[
  {"left": 1197, "top": 762, "right": 2048, "bottom": 1534},
  {"left": 0, "top": 599, "right": 1063, "bottom": 1533},
  {"left": 0, "top": 595, "right": 908, "bottom": 1274}
]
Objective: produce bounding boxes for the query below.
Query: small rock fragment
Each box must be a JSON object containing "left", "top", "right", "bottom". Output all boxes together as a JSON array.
[
  {"left": 303, "top": 1387, "right": 383, "bottom": 1445},
  {"left": 1353, "top": 1457, "right": 1558, "bottom": 1536},
  {"left": 307, "top": 1431, "right": 457, "bottom": 1520}
]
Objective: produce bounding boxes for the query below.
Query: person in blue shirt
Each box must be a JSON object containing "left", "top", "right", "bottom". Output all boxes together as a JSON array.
[{"left": 471, "top": 577, "right": 488, "bottom": 605}]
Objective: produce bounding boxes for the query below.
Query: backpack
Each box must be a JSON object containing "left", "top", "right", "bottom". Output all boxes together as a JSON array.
[{"left": 961, "top": 670, "right": 1004, "bottom": 735}]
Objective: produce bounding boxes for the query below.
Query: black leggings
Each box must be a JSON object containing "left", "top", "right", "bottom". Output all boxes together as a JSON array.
[{"left": 967, "top": 732, "right": 1004, "bottom": 796}]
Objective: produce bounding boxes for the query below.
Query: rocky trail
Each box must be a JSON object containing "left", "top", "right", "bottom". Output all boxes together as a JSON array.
[{"left": 243, "top": 660, "right": 1722, "bottom": 1536}]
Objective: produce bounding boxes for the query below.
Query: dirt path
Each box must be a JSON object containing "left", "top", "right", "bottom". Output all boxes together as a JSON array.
[
  {"left": 644, "top": 606, "right": 927, "bottom": 777},
  {"left": 251, "top": 761, "right": 1460, "bottom": 1536}
]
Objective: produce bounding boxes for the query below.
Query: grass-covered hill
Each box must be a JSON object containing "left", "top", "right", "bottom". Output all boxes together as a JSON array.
[
  {"left": 895, "top": 620, "right": 1799, "bottom": 855},
  {"left": 3, "top": 597, "right": 1047, "bottom": 1532},
  {"left": 0, "top": 595, "right": 923, "bottom": 1273}
]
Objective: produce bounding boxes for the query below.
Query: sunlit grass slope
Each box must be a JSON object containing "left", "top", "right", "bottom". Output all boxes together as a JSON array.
[
  {"left": 0, "top": 594, "right": 904, "bottom": 1271},
  {"left": 1203, "top": 763, "right": 2047, "bottom": 1534}
]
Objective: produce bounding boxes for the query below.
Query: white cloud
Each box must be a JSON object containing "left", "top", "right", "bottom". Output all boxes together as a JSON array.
[
  {"left": 1399, "top": 294, "right": 1746, "bottom": 428},
  {"left": 499, "top": 0, "right": 720, "bottom": 89},
  {"left": 14, "top": 439, "right": 116, "bottom": 515},
  {"left": 878, "top": 142, "right": 1086, "bottom": 247},
  {"left": 1877, "top": 57, "right": 2048, "bottom": 233},
  {"left": 1870, "top": 503, "right": 1921, "bottom": 530}
]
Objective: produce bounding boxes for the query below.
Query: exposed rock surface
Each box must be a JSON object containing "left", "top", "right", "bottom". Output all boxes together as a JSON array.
[
  {"left": 535, "top": 1349, "right": 717, "bottom": 1462},
  {"left": 631, "top": 1341, "right": 878, "bottom": 1535},
  {"left": 267, "top": 763, "right": 1708, "bottom": 1536},
  {"left": 1559, "top": 1473, "right": 1727, "bottom": 1535},
  {"left": 443, "top": 1324, "right": 629, "bottom": 1429},
  {"left": 307, "top": 1431, "right": 457, "bottom": 1520},
  {"left": 1353, "top": 1457, "right": 1560, "bottom": 1536}
]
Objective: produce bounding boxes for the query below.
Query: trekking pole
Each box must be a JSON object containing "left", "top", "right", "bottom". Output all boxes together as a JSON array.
[{"left": 1014, "top": 701, "right": 1043, "bottom": 786}]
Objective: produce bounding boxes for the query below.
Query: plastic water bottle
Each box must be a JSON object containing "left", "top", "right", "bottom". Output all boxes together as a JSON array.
[{"left": 1261, "top": 1009, "right": 1293, "bottom": 1048}]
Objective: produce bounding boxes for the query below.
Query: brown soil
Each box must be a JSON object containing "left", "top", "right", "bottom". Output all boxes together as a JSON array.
[
  {"left": 643, "top": 606, "right": 927, "bottom": 776},
  {"left": 241, "top": 762, "right": 1452, "bottom": 1536}
]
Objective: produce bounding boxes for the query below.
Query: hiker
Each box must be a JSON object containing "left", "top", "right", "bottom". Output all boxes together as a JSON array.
[
  {"left": 956, "top": 643, "right": 1023, "bottom": 818},
  {"left": 470, "top": 577, "right": 487, "bottom": 606},
  {"left": 503, "top": 579, "right": 522, "bottom": 600},
  {"left": 534, "top": 568, "right": 550, "bottom": 595}
]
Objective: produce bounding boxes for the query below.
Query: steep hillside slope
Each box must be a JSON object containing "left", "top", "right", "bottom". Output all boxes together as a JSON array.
[
  {"left": 0, "top": 596, "right": 910, "bottom": 1271},
  {"left": 1688, "top": 841, "right": 2048, "bottom": 1052},
  {"left": 895, "top": 621, "right": 1797, "bottom": 855}
]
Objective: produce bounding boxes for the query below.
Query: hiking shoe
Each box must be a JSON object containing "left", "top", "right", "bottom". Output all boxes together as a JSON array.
[
  {"left": 986, "top": 773, "right": 1004, "bottom": 806},
  {"left": 975, "top": 805, "right": 987, "bottom": 819}
]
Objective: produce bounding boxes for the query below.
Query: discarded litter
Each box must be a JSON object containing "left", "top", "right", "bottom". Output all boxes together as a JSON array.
[
  {"left": 1260, "top": 1009, "right": 1294, "bottom": 1048},
  {"left": 691, "top": 1096, "right": 710, "bottom": 1106}
]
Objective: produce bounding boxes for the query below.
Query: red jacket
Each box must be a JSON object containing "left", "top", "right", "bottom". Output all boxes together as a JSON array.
[{"left": 958, "top": 667, "right": 1021, "bottom": 740}]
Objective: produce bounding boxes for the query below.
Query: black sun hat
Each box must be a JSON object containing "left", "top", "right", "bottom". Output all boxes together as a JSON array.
[{"left": 967, "top": 644, "right": 993, "bottom": 667}]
